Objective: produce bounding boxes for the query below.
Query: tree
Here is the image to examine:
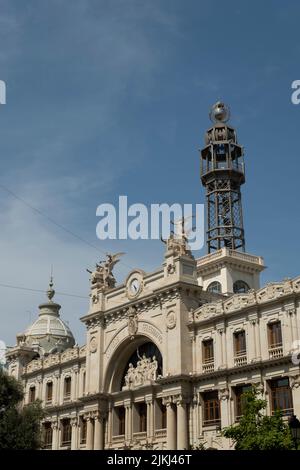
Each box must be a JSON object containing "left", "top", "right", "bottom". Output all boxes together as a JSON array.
[
  {"left": 222, "top": 388, "right": 294, "bottom": 450},
  {"left": 0, "top": 368, "right": 44, "bottom": 449}
]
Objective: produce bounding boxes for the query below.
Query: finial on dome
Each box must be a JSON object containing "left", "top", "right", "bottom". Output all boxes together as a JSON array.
[
  {"left": 209, "top": 101, "right": 230, "bottom": 123},
  {"left": 47, "top": 276, "right": 55, "bottom": 301}
]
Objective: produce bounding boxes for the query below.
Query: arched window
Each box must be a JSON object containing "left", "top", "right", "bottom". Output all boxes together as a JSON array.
[
  {"left": 207, "top": 281, "right": 222, "bottom": 294},
  {"left": 233, "top": 280, "right": 250, "bottom": 294}
]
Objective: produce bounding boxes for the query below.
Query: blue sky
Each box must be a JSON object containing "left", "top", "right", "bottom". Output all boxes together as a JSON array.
[{"left": 0, "top": 0, "right": 299, "bottom": 347}]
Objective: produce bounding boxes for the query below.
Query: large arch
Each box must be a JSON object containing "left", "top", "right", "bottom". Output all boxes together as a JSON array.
[{"left": 104, "top": 333, "right": 163, "bottom": 393}]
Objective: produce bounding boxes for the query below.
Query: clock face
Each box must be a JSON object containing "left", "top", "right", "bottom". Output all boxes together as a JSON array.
[{"left": 130, "top": 278, "right": 140, "bottom": 295}]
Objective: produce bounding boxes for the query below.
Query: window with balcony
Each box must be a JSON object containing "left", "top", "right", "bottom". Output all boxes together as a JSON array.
[
  {"left": 268, "top": 321, "right": 283, "bottom": 358},
  {"left": 117, "top": 407, "right": 125, "bottom": 436},
  {"left": 46, "top": 381, "right": 53, "bottom": 404},
  {"left": 234, "top": 330, "right": 247, "bottom": 366},
  {"left": 64, "top": 376, "right": 71, "bottom": 401},
  {"left": 203, "top": 391, "right": 221, "bottom": 427},
  {"left": 233, "top": 280, "right": 250, "bottom": 294},
  {"left": 235, "top": 384, "right": 252, "bottom": 420},
  {"left": 43, "top": 422, "right": 53, "bottom": 449},
  {"left": 202, "top": 339, "right": 214, "bottom": 372},
  {"left": 138, "top": 402, "right": 147, "bottom": 433},
  {"left": 207, "top": 281, "right": 222, "bottom": 294},
  {"left": 61, "top": 419, "right": 71, "bottom": 447},
  {"left": 270, "top": 378, "right": 293, "bottom": 416},
  {"left": 29, "top": 386, "right": 36, "bottom": 403}
]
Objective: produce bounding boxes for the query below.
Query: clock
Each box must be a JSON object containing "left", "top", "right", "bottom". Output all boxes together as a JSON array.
[
  {"left": 126, "top": 272, "right": 144, "bottom": 299},
  {"left": 130, "top": 278, "right": 140, "bottom": 296}
]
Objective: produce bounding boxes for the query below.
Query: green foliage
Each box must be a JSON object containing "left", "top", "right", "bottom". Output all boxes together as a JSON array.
[
  {"left": 222, "top": 388, "right": 294, "bottom": 450},
  {"left": 0, "top": 368, "right": 44, "bottom": 449}
]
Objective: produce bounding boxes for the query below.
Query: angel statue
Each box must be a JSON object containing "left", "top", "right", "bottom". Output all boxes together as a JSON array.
[
  {"left": 87, "top": 252, "right": 125, "bottom": 289},
  {"left": 161, "top": 216, "right": 195, "bottom": 257}
]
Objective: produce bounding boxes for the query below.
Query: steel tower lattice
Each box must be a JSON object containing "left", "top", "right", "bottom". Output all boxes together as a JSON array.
[{"left": 200, "top": 102, "right": 245, "bottom": 253}]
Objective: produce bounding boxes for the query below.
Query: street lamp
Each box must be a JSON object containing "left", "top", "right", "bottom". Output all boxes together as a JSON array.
[{"left": 288, "top": 414, "right": 300, "bottom": 449}]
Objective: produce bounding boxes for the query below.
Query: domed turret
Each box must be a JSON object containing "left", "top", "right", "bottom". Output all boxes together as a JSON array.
[{"left": 23, "top": 278, "right": 75, "bottom": 356}]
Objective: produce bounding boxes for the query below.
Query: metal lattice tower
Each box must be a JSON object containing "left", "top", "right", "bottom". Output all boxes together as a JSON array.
[{"left": 200, "top": 102, "right": 245, "bottom": 253}]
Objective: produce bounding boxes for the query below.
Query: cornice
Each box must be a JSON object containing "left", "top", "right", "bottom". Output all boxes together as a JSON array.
[
  {"left": 83, "top": 281, "right": 203, "bottom": 328},
  {"left": 189, "top": 276, "right": 300, "bottom": 326}
]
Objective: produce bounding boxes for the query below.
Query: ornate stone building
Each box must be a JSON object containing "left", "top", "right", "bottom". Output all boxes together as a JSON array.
[{"left": 6, "top": 103, "right": 300, "bottom": 450}]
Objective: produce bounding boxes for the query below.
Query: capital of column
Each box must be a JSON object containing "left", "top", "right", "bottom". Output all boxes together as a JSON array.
[
  {"left": 84, "top": 413, "right": 94, "bottom": 422},
  {"left": 286, "top": 308, "right": 296, "bottom": 317},
  {"left": 162, "top": 396, "right": 173, "bottom": 407},
  {"left": 290, "top": 375, "right": 300, "bottom": 389},
  {"left": 218, "top": 388, "right": 229, "bottom": 401},
  {"left": 94, "top": 411, "right": 106, "bottom": 423},
  {"left": 174, "top": 395, "right": 190, "bottom": 407},
  {"left": 70, "top": 417, "right": 78, "bottom": 427}
]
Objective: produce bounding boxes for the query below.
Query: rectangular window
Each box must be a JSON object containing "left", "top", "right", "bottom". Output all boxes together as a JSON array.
[
  {"left": 234, "top": 331, "right": 246, "bottom": 356},
  {"left": 43, "top": 422, "right": 53, "bottom": 449},
  {"left": 235, "top": 385, "right": 252, "bottom": 419},
  {"left": 157, "top": 399, "right": 167, "bottom": 429},
  {"left": 46, "top": 382, "right": 53, "bottom": 403},
  {"left": 80, "top": 417, "right": 87, "bottom": 444},
  {"left": 82, "top": 372, "right": 86, "bottom": 395},
  {"left": 268, "top": 322, "right": 283, "bottom": 348},
  {"left": 203, "top": 391, "right": 221, "bottom": 426},
  {"left": 29, "top": 386, "right": 36, "bottom": 403},
  {"left": 202, "top": 339, "right": 214, "bottom": 363},
  {"left": 64, "top": 377, "right": 71, "bottom": 400},
  {"left": 270, "top": 378, "right": 293, "bottom": 416},
  {"left": 61, "top": 419, "right": 71, "bottom": 447},
  {"left": 138, "top": 403, "right": 147, "bottom": 433},
  {"left": 118, "top": 407, "right": 125, "bottom": 436}
]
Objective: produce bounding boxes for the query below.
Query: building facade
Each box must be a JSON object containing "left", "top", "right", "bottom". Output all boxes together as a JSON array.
[{"left": 6, "top": 103, "right": 300, "bottom": 450}]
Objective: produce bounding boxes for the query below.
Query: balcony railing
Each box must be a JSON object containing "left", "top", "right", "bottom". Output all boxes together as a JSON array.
[
  {"left": 155, "top": 429, "right": 167, "bottom": 439},
  {"left": 133, "top": 431, "right": 147, "bottom": 441},
  {"left": 203, "top": 418, "right": 221, "bottom": 428},
  {"left": 202, "top": 360, "right": 215, "bottom": 373},
  {"left": 269, "top": 344, "right": 283, "bottom": 359},
  {"left": 112, "top": 434, "right": 125, "bottom": 443},
  {"left": 63, "top": 393, "right": 71, "bottom": 402},
  {"left": 234, "top": 351, "right": 247, "bottom": 367}
]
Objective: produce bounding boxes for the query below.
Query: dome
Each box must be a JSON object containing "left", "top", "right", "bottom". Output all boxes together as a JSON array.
[{"left": 23, "top": 279, "right": 75, "bottom": 356}]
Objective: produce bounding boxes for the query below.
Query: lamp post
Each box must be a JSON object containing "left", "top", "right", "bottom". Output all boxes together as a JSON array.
[{"left": 288, "top": 414, "right": 300, "bottom": 450}]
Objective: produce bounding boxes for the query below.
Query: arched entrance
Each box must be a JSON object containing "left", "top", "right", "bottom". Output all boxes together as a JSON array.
[
  {"left": 104, "top": 335, "right": 163, "bottom": 393},
  {"left": 120, "top": 341, "right": 163, "bottom": 390}
]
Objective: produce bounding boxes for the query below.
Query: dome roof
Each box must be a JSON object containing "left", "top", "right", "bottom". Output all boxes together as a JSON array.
[{"left": 24, "top": 279, "right": 75, "bottom": 355}]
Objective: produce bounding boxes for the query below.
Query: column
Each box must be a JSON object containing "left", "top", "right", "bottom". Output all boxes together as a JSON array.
[
  {"left": 125, "top": 402, "right": 132, "bottom": 443},
  {"left": 176, "top": 400, "right": 188, "bottom": 450},
  {"left": 72, "top": 367, "right": 79, "bottom": 402},
  {"left": 86, "top": 416, "right": 94, "bottom": 450},
  {"left": 166, "top": 401, "right": 176, "bottom": 450},
  {"left": 216, "top": 326, "right": 226, "bottom": 369},
  {"left": 106, "top": 403, "right": 112, "bottom": 447},
  {"left": 54, "top": 373, "right": 60, "bottom": 406},
  {"left": 71, "top": 418, "right": 78, "bottom": 450},
  {"left": 191, "top": 395, "right": 198, "bottom": 444},
  {"left": 146, "top": 399, "right": 154, "bottom": 440},
  {"left": 219, "top": 389, "right": 230, "bottom": 428},
  {"left": 290, "top": 377, "right": 300, "bottom": 419},
  {"left": 51, "top": 421, "right": 59, "bottom": 450},
  {"left": 94, "top": 414, "right": 105, "bottom": 450}
]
